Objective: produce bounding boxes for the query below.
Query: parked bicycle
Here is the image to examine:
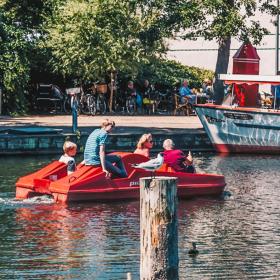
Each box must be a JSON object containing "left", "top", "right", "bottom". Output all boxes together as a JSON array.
[
  {"left": 95, "top": 83, "right": 107, "bottom": 114},
  {"left": 84, "top": 82, "right": 107, "bottom": 115},
  {"left": 63, "top": 87, "right": 94, "bottom": 115},
  {"left": 152, "top": 89, "right": 173, "bottom": 115},
  {"left": 123, "top": 81, "right": 143, "bottom": 114},
  {"left": 126, "top": 95, "right": 137, "bottom": 114}
]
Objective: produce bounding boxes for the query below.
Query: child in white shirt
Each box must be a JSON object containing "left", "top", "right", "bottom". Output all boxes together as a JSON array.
[{"left": 59, "top": 141, "right": 77, "bottom": 175}]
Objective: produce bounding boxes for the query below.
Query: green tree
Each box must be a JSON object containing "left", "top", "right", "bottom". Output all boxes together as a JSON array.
[
  {"left": 0, "top": 7, "right": 30, "bottom": 113},
  {"left": 138, "top": 0, "right": 278, "bottom": 103},
  {"left": 0, "top": 0, "right": 64, "bottom": 114},
  {"left": 43, "top": 0, "right": 169, "bottom": 83},
  {"left": 2, "top": 0, "right": 64, "bottom": 30},
  {"left": 136, "top": 58, "right": 213, "bottom": 89},
  {"left": 185, "top": 0, "right": 271, "bottom": 103}
]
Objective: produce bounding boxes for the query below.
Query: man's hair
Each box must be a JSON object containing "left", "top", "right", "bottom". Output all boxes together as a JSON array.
[
  {"left": 163, "top": 139, "right": 175, "bottom": 149},
  {"left": 63, "top": 141, "right": 77, "bottom": 154},
  {"left": 101, "top": 119, "right": 115, "bottom": 128}
]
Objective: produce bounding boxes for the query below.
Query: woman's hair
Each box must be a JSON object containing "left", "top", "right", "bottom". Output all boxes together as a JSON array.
[
  {"left": 137, "top": 133, "right": 152, "bottom": 149},
  {"left": 63, "top": 141, "right": 77, "bottom": 154},
  {"left": 163, "top": 139, "right": 175, "bottom": 149},
  {"left": 101, "top": 119, "right": 115, "bottom": 128}
]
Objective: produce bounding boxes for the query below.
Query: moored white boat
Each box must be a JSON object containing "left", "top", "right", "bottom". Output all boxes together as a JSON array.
[{"left": 195, "top": 74, "right": 280, "bottom": 153}]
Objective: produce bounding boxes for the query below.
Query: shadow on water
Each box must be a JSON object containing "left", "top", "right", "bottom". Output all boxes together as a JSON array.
[{"left": 1, "top": 154, "right": 280, "bottom": 279}]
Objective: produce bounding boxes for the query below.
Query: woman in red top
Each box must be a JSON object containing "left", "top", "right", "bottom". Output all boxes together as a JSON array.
[{"left": 162, "top": 139, "right": 195, "bottom": 173}]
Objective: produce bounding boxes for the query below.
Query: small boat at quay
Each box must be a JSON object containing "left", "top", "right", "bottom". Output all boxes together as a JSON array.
[
  {"left": 16, "top": 152, "right": 226, "bottom": 203},
  {"left": 195, "top": 74, "right": 280, "bottom": 153}
]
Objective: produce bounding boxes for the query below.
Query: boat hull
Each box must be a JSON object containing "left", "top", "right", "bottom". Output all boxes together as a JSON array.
[
  {"left": 195, "top": 104, "right": 280, "bottom": 153},
  {"left": 50, "top": 183, "right": 225, "bottom": 203},
  {"left": 15, "top": 153, "right": 226, "bottom": 203}
]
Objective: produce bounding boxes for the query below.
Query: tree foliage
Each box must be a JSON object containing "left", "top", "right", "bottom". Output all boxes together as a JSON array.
[
  {"left": 0, "top": 6, "right": 30, "bottom": 113},
  {"left": 0, "top": 0, "right": 64, "bottom": 113},
  {"left": 1, "top": 0, "right": 278, "bottom": 113},
  {"left": 181, "top": 0, "right": 271, "bottom": 45},
  {"left": 43, "top": 0, "right": 167, "bottom": 82},
  {"left": 139, "top": 0, "right": 277, "bottom": 102},
  {"left": 179, "top": 0, "right": 276, "bottom": 102},
  {"left": 136, "top": 58, "right": 213, "bottom": 89},
  {"left": 2, "top": 0, "right": 64, "bottom": 30}
]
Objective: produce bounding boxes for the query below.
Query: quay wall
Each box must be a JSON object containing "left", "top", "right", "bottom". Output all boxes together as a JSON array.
[{"left": 0, "top": 130, "right": 213, "bottom": 155}]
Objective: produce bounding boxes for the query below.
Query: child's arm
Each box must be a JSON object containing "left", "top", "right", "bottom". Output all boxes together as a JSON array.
[{"left": 67, "top": 159, "right": 76, "bottom": 174}]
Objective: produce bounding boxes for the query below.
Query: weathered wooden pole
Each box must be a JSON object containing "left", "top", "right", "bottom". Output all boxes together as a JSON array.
[{"left": 140, "top": 177, "right": 179, "bottom": 280}]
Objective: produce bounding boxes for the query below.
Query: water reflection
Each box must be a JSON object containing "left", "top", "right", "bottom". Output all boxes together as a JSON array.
[
  {"left": 5, "top": 201, "right": 140, "bottom": 279},
  {"left": 0, "top": 154, "right": 280, "bottom": 279}
]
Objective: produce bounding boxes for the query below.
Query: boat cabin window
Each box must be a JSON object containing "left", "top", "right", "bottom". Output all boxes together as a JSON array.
[
  {"left": 222, "top": 83, "right": 259, "bottom": 108},
  {"left": 222, "top": 82, "right": 280, "bottom": 109}
]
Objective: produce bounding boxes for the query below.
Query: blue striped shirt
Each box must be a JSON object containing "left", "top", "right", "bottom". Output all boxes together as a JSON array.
[{"left": 84, "top": 128, "right": 108, "bottom": 165}]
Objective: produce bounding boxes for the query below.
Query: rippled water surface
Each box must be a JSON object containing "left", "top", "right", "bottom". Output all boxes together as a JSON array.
[{"left": 1, "top": 154, "right": 280, "bottom": 279}]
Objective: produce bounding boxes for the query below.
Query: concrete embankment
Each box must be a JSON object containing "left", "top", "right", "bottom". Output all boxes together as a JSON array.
[{"left": 0, "top": 115, "right": 214, "bottom": 155}]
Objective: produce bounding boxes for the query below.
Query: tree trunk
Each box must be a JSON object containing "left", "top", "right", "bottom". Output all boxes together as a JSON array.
[
  {"left": 140, "top": 177, "right": 178, "bottom": 280},
  {"left": 213, "top": 36, "right": 231, "bottom": 104}
]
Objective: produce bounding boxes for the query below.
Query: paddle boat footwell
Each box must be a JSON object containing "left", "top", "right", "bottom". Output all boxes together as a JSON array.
[{"left": 16, "top": 152, "right": 226, "bottom": 203}]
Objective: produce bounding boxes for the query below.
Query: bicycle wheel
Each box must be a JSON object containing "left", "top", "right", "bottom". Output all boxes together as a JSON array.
[
  {"left": 126, "top": 97, "right": 136, "bottom": 114},
  {"left": 63, "top": 95, "right": 72, "bottom": 114},
  {"left": 87, "top": 95, "right": 96, "bottom": 115},
  {"left": 80, "top": 94, "right": 93, "bottom": 115},
  {"left": 79, "top": 95, "right": 87, "bottom": 115},
  {"left": 96, "top": 95, "right": 107, "bottom": 114}
]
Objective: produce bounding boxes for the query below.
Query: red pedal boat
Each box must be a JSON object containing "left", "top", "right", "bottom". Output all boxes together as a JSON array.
[{"left": 16, "top": 152, "right": 226, "bottom": 203}]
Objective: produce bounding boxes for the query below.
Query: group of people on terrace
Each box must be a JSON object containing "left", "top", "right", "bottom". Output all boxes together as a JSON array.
[
  {"left": 59, "top": 119, "right": 195, "bottom": 178},
  {"left": 122, "top": 78, "right": 213, "bottom": 114}
]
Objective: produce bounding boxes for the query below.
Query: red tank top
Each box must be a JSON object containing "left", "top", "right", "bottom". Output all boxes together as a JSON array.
[{"left": 163, "top": 149, "right": 185, "bottom": 172}]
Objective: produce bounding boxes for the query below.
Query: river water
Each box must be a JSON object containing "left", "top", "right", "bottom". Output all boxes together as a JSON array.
[{"left": 0, "top": 154, "right": 280, "bottom": 279}]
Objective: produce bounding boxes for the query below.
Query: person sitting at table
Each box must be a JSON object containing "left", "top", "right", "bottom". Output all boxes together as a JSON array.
[
  {"left": 202, "top": 78, "right": 214, "bottom": 101},
  {"left": 134, "top": 133, "right": 153, "bottom": 158},
  {"left": 179, "top": 79, "right": 196, "bottom": 105},
  {"left": 142, "top": 80, "right": 155, "bottom": 114},
  {"left": 126, "top": 81, "right": 142, "bottom": 113}
]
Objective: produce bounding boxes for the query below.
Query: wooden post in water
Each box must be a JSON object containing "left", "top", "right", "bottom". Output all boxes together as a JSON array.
[{"left": 140, "top": 177, "right": 178, "bottom": 280}]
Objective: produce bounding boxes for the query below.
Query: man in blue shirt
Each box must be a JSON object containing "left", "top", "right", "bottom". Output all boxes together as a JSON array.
[
  {"left": 84, "top": 119, "right": 127, "bottom": 178},
  {"left": 179, "top": 79, "right": 196, "bottom": 105}
]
